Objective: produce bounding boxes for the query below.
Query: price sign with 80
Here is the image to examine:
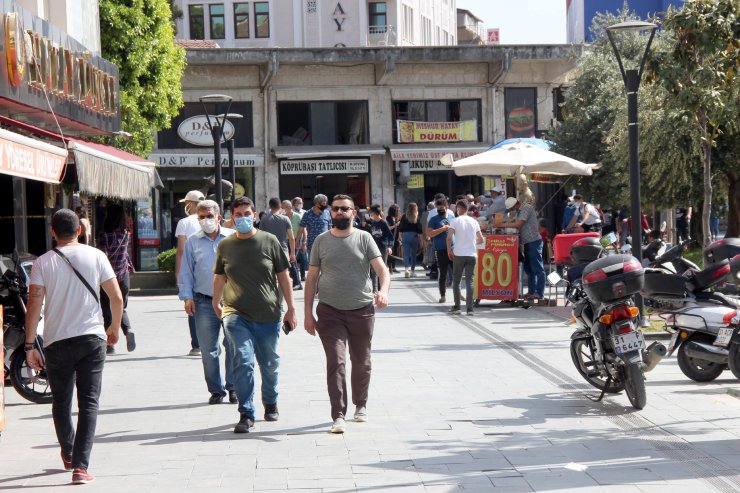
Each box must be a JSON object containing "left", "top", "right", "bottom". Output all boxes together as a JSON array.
[{"left": 479, "top": 251, "right": 514, "bottom": 287}]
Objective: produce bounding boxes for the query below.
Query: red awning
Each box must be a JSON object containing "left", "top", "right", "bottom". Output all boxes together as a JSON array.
[
  {"left": 0, "top": 128, "right": 67, "bottom": 183},
  {"left": 0, "top": 116, "right": 157, "bottom": 199}
]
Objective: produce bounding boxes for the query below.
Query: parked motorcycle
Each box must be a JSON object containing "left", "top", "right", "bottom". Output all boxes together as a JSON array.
[
  {"left": 550, "top": 238, "right": 665, "bottom": 410},
  {"left": 1, "top": 252, "right": 52, "bottom": 404},
  {"left": 643, "top": 238, "right": 740, "bottom": 382}
]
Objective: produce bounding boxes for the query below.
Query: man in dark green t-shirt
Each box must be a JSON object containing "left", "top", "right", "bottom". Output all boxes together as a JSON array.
[{"left": 213, "top": 196, "right": 298, "bottom": 434}]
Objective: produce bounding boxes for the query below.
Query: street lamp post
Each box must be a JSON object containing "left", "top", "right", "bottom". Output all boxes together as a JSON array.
[
  {"left": 607, "top": 21, "right": 657, "bottom": 322},
  {"left": 216, "top": 113, "right": 243, "bottom": 204},
  {"left": 199, "top": 94, "right": 234, "bottom": 213}
]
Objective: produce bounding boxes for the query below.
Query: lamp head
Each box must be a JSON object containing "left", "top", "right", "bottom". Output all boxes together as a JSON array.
[
  {"left": 199, "top": 94, "right": 232, "bottom": 103},
  {"left": 606, "top": 21, "right": 657, "bottom": 83}
]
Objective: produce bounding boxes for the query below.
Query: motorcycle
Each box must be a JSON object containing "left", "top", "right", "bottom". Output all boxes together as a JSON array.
[
  {"left": 643, "top": 238, "right": 740, "bottom": 382},
  {"left": 550, "top": 238, "right": 665, "bottom": 410},
  {"left": 1, "top": 252, "right": 52, "bottom": 404}
]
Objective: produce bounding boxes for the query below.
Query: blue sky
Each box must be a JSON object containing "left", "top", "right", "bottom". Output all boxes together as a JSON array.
[{"left": 456, "top": 0, "right": 567, "bottom": 44}]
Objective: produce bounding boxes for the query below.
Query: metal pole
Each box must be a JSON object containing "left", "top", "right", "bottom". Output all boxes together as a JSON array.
[
  {"left": 227, "top": 138, "right": 236, "bottom": 203},
  {"left": 212, "top": 124, "right": 223, "bottom": 213},
  {"left": 626, "top": 68, "right": 645, "bottom": 317}
]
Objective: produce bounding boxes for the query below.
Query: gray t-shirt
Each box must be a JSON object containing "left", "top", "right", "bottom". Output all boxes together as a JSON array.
[
  {"left": 260, "top": 211, "right": 292, "bottom": 254},
  {"left": 310, "top": 228, "right": 381, "bottom": 311},
  {"left": 517, "top": 203, "right": 540, "bottom": 244}
]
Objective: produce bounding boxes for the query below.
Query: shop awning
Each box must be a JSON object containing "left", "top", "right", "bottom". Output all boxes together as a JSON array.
[
  {"left": 388, "top": 143, "right": 492, "bottom": 161},
  {"left": 68, "top": 138, "right": 158, "bottom": 199},
  {"left": 0, "top": 128, "right": 67, "bottom": 183},
  {"left": 273, "top": 145, "right": 387, "bottom": 159}
]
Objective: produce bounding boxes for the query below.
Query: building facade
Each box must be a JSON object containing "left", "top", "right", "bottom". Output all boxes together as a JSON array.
[
  {"left": 150, "top": 44, "right": 580, "bottom": 240},
  {"left": 176, "top": 0, "right": 458, "bottom": 48}
]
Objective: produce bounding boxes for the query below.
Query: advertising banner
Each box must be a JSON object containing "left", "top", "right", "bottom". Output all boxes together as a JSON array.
[
  {"left": 397, "top": 120, "right": 477, "bottom": 143},
  {"left": 0, "top": 131, "right": 67, "bottom": 183},
  {"left": 279, "top": 158, "right": 368, "bottom": 175},
  {"left": 475, "top": 235, "right": 519, "bottom": 301}
]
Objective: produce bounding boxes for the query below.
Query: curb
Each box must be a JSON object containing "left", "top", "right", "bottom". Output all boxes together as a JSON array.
[{"left": 728, "top": 388, "right": 740, "bottom": 400}]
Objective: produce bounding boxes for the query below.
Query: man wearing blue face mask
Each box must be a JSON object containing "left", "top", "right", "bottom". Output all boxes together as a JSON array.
[
  {"left": 179, "top": 200, "right": 236, "bottom": 405},
  {"left": 212, "top": 196, "right": 298, "bottom": 434}
]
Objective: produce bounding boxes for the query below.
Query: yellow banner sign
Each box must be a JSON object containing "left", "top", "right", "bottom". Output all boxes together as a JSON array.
[
  {"left": 397, "top": 120, "right": 477, "bottom": 143},
  {"left": 406, "top": 174, "right": 424, "bottom": 189}
]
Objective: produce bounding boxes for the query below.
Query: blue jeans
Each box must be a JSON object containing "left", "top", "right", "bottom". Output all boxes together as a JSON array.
[
  {"left": 523, "top": 239, "right": 545, "bottom": 297},
  {"left": 402, "top": 232, "right": 419, "bottom": 271},
  {"left": 222, "top": 313, "right": 281, "bottom": 418},
  {"left": 45, "top": 334, "right": 106, "bottom": 470},
  {"left": 194, "top": 295, "right": 234, "bottom": 395},
  {"left": 188, "top": 314, "right": 199, "bottom": 349}
]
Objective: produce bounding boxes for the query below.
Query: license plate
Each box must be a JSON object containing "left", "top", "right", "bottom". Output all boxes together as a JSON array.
[
  {"left": 714, "top": 327, "right": 734, "bottom": 347},
  {"left": 668, "top": 331, "right": 679, "bottom": 352},
  {"left": 612, "top": 331, "right": 646, "bottom": 355}
]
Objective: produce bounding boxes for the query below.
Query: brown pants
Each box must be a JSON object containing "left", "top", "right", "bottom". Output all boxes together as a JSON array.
[{"left": 316, "top": 302, "right": 375, "bottom": 420}]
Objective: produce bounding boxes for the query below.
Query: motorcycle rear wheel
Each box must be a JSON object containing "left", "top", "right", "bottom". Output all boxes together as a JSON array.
[
  {"left": 10, "top": 347, "right": 53, "bottom": 404},
  {"left": 728, "top": 343, "right": 740, "bottom": 380},
  {"left": 570, "top": 337, "right": 624, "bottom": 393},
  {"left": 621, "top": 362, "right": 647, "bottom": 410},
  {"left": 676, "top": 338, "right": 726, "bottom": 382}
]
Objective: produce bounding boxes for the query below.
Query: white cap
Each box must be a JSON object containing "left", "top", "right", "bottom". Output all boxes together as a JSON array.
[
  {"left": 179, "top": 190, "right": 205, "bottom": 203},
  {"left": 492, "top": 185, "right": 503, "bottom": 193},
  {"left": 505, "top": 197, "right": 518, "bottom": 210}
]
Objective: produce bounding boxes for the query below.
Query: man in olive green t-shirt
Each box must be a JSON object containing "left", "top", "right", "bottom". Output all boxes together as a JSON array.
[
  {"left": 213, "top": 196, "right": 298, "bottom": 434},
  {"left": 304, "top": 194, "right": 390, "bottom": 434}
]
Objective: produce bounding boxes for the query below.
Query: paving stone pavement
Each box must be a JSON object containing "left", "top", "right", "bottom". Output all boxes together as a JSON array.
[{"left": 2, "top": 272, "right": 740, "bottom": 492}]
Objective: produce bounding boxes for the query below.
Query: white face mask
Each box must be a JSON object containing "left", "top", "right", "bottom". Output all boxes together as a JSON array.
[{"left": 199, "top": 218, "right": 218, "bottom": 234}]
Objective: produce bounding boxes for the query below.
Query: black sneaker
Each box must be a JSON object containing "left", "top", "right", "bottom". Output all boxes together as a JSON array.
[
  {"left": 234, "top": 414, "right": 255, "bottom": 433},
  {"left": 264, "top": 403, "right": 279, "bottom": 421},
  {"left": 447, "top": 306, "right": 461, "bottom": 315},
  {"left": 126, "top": 331, "right": 136, "bottom": 352},
  {"left": 208, "top": 393, "right": 224, "bottom": 405},
  {"left": 106, "top": 345, "right": 115, "bottom": 355},
  {"left": 228, "top": 390, "right": 237, "bottom": 404},
  {"left": 467, "top": 309, "right": 474, "bottom": 316}
]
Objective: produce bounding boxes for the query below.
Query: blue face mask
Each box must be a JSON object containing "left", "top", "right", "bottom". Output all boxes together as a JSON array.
[{"left": 234, "top": 216, "right": 254, "bottom": 234}]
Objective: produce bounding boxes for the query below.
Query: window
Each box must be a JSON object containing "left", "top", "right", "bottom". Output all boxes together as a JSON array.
[
  {"left": 369, "top": 2, "right": 387, "bottom": 33},
  {"left": 391, "top": 100, "right": 482, "bottom": 143},
  {"left": 209, "top": 4, "right": 225, "bottom": 39},
  {"left": 189, "top": 4, "right": 205, "bottom": 39},
  {"left": 277, "top": 101, "right": 369, "bottom": 146},
  {"left": 402, "top": 4, "right": 414, "bottom": 42},
  {"left": 254, "top": 2, "right": 270, "bottom": 38},
  {"left": 234, "top": 3, "right": 250, "bottom": 38}
]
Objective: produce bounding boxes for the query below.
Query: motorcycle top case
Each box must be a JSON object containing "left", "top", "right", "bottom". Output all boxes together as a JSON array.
[
  {"left": 704, "top": 238, "right": 740, "bottom": 265},
  {"left": 582, "top": 254, "right": 644, "bottom": 303},
  {"left": 570, "top": 237, "right": 603, "bottom": 264},
  {"left": 691, "top": 258, "right": 731, "bottom": 292},
  {"left": 642, "top": 268, "right": 687, "bottom": 297},
  {"left": 552, "top": 232, "right": 600, "bottom": 265}
]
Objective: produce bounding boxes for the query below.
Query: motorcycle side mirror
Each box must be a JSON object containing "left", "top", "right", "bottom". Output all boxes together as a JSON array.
[{"left": 547, "top": 271, "right": 562, "bottom": 286}]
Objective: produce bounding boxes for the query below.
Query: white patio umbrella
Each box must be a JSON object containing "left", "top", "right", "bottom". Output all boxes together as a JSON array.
[{"left": 450, "top": 142, "right": 597, "bottom": 177}]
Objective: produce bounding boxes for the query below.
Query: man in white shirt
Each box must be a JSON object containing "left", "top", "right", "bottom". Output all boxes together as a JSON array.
[
  {"left": 446, "top": 200, "right": 484, "bottom": 316},
  {"left": 175, "top": 190, "right": 205, "bottom": 356},
  {"left": 25, "top": 209, "right": 123, "bottom": 484}
]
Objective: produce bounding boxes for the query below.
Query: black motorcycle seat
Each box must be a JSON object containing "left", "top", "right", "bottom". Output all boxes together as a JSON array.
[{"left": 695, "top": 291, "right": 740, "bottom": 308}]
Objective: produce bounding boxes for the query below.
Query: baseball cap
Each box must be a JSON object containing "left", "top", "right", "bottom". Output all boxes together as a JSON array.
[
  {"left": 179, "top": 190, "right": 205, "bottom": 203},
  {"left": 505, "top": 197, "right": 518, "bottom": 210},
  {"left": 492, "top": 185, "right": 503, "bottom": 194}
]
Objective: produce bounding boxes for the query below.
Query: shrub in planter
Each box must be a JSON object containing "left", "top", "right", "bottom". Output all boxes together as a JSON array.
[{"left": 157, "top": 248, "right": 177, "bottom": 272}]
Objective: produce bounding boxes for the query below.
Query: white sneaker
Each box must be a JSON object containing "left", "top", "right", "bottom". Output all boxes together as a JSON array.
[
  {"left": 330, "top": 417, "right": 346, "bottom": 434},
  {"left": 354, "top": 406, "right": 367, "bottom": 422},
  {"left": 404, "top": 270, "right": 410, "bottom": 278},
  {"left": 410, "top": 271, "right": 416, "bottom": 278}
]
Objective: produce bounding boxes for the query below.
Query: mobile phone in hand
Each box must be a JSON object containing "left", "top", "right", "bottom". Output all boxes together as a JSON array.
[{"left": 282, "top": 320, "right": 293, "bottom": 335}]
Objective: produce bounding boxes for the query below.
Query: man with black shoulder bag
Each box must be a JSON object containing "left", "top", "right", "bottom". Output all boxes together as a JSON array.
[{"left": 25, "top": 209, "right": 123, "bottom": 485}]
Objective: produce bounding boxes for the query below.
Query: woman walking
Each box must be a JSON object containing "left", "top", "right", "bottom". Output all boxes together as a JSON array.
[
  {"left": 367, "top": 204, "right": 394, "bottom": 292},
  {"left": 398, "top": 203, "right": 423, "bottom": 277},
  {"left": 386, "top": 204, "right": 400, "bottom": 273},
  {"left": 98, "top": 204, "right": 136, "bottom": 354}
]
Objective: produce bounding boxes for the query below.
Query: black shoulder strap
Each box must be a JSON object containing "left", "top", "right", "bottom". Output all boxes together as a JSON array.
[{"left": 52, "top": 248, "right": 99, "bottom": 303}]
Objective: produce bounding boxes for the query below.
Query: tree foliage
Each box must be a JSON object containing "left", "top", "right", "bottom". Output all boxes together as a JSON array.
[{"left": 99, "top": 0, "right": 186, "bottom": 156}]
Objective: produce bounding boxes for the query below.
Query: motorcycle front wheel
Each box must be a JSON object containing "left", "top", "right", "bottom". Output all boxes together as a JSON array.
[
  {"left": 570, "top": 337, "right": 624, "bottom": 393},
  {"left": 729, "top": 343, "right": 740, "bottom": 380},
  {"left": 10, "top": 347, "right": 53, "bottom": 404},
  {"left": 621, "top": 361, "right": 647, "bottom": 410}
]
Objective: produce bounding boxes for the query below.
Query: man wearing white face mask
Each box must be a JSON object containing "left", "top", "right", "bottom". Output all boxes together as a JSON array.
[
  {"left": 178, "top": 200, "right": 236, "bottom": 405},
  {"left": 175, "top": 190, "right": 206, "bottom": 356}
]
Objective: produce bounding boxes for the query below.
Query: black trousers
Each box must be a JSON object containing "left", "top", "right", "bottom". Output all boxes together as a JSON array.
[
  {"left": 435, "top": 248, "right": 453, "bottom": 297},
  {"left": 45, "top": 334, "right": 107, "bottom": 470},
  {"left": 100, "top": 272, "right": 131, "bottom": 336}
]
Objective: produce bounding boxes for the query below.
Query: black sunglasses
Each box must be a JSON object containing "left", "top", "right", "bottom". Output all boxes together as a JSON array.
[{"left": 331, "top": 206, "right": 352, "bottom": 213}]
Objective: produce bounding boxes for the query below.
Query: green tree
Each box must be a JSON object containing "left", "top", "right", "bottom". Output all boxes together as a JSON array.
[
  {"left": 651, "top": 0, "right": 740, "bottom": 244},
  {"left": 99, "top": 0, "right": 186, "bottom": 156}
]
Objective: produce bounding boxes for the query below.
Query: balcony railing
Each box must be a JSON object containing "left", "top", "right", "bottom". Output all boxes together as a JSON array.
[{"left": 367, "top": 25, "right": 397, "bottom": 46}]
